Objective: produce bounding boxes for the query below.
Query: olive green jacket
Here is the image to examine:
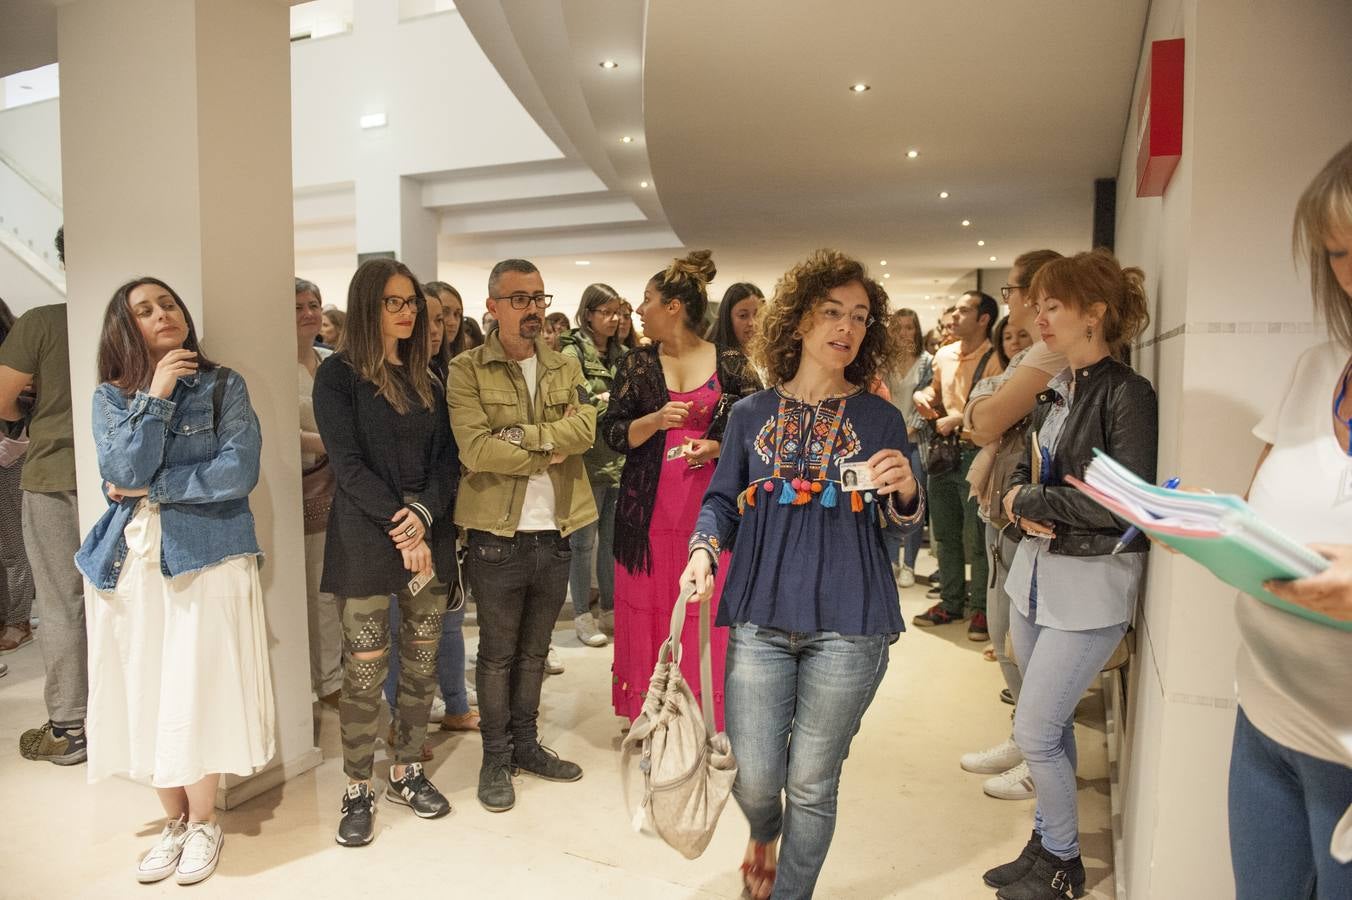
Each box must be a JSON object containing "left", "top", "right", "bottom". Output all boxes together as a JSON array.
[
  {"left": 557, "top": 327, "right": 625, "bottom": 487},
  {"left": 448, "top": 332, "right": 598, "bottom": 537}
]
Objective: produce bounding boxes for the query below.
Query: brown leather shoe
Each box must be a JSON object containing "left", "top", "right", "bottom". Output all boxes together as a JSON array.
[
  {"left": 0, "top": 623, "right": 34, "bottom": 655},
  {"left": 440, "top": 711, "right": 480, "bottom": 732}
]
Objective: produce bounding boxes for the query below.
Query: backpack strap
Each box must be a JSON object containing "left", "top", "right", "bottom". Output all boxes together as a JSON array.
[{"left": 212, "top": 366, "right": 232, "bottom": 432}]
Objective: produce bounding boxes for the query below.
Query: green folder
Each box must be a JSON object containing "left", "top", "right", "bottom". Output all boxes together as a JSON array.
[{"left": 1066, "top": 451, "right": 1348, "bottom": 632}]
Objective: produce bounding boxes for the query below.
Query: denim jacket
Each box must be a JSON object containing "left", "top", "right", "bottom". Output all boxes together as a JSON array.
[{"left": 75, "top": 368, "right": 263, "bottom": 590}]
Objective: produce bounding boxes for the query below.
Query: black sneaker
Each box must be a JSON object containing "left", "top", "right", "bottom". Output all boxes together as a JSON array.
[
  {"left": 335, "top": 782, "right": 376, "bottom": 847},
  {"left": 996, "top": 845, "right": 1086, "bottom": 900},
  {"left": 512, "top": 742, "right": 583, "bottom": 783},
  {"left": 983, "top": 830, "right": 1042, "bottom": 888},
  {"left": 478, "top": 751, "right": 515, "bottom": 812},
  {"left": 912, "top": 604, "right": 964, "bottom": 627},
  {"left": 386, "top": 762, "right": 450, "bottom": 819}
]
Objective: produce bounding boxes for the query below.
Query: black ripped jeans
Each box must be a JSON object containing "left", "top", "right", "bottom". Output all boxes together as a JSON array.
[{"left": 466, "top": 529, "right": 571, "bottom": 756}]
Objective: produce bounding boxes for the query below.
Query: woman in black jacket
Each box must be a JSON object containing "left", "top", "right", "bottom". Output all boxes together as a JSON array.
[
  {"left": 984, "top": 249, "right": 1156, "bottom": 900},
  {"left": 313, "top": 258, "right": 459, "bottom": 848}
]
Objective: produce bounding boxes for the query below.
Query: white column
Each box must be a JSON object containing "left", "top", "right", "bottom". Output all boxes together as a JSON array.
[{"left": 58, "top": 0, "right": 321, "bottom": 807}]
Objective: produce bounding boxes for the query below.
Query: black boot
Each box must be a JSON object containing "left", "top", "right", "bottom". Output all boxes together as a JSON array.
[
  {"left": 478, "top": 751, "right": 516, "bottom": 812},
  {"left": 996, "top": 845, "right": 1086, "bottom": 900},
  {"left": 983, "top": 830, "right": 1042, "bottom": 888}
]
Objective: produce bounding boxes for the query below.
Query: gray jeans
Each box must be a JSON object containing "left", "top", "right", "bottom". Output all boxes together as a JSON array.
[
  {"left": 22, "top": 490, "right": 87, "bottom": 725},
  {"left": 985, "top": 522, "right": 1024, "bottom": 702},
  {"left": 0, "top": 460, "right": 33, "bottom": 626}
]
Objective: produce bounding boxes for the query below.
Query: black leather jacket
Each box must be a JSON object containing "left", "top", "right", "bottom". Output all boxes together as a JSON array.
[{"left": 1009, "top": 356, "right": 1158, "bottom": 557}]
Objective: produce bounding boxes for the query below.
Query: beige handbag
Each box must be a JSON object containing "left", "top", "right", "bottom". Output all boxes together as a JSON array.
[{"left": 622, "top": 584, "right": 738, "bottom": 860}]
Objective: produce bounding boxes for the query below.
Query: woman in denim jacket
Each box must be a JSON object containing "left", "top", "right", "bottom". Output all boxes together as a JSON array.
[{"left": 75, "top": 277, "right": 273, "bottom": 887}]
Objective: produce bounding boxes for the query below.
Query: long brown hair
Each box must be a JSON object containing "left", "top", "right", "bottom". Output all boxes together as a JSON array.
[
  {"left": 97, "top": 277, "right": 216, "bottom": 396},
  {"left": 344, "top": 259, "right": 435, "bottom": 414}
]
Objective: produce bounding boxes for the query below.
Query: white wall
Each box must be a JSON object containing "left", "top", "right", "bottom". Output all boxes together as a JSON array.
[{"left": 1114, "top": 1, "right": 1352, "bottom": 896}]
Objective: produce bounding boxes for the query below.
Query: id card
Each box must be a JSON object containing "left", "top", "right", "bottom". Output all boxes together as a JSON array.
[
  {"left": 665, "top": 444, "right": 686, "bottom": 462},
  {"left": 408, "top": 569, "right": 434, "bottom": 596},
  {"left": 839, "top": 461, "right": 877, "bottom": 492}
]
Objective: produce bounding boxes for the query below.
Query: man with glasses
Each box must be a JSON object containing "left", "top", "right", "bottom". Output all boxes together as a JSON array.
[{"left": 447, "top": 258, "right": 598, "bottom": 813}]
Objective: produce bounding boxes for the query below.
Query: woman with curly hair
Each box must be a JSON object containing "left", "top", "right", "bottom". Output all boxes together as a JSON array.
[
  {"left": 599, "top": 250, "right": 758, "bottom": 729},
  {"left": 682, "top": 249, "right": 925, "bottom": 899}
]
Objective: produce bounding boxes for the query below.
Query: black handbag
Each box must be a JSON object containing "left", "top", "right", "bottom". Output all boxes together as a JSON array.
[{"left": 923, "top": 349, "right": 993, "bottom": 477}]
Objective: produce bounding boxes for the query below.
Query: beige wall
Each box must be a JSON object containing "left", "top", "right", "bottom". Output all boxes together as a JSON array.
[{"left": 1113, "top": 0, "right": 1352, "bottom": 895}]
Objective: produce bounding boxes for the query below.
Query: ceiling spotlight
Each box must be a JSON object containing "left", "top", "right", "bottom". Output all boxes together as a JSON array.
[
  {"left": 880, "top": 260, "right": 888, "bottom": 266},
  {"left": 989, "top": 255, "right": 998, "bottom": 262},
  {"left": 961, "top": 219, "right": 971, "bottom": 227},
  {"left": 359, "top": 112, "right": 388, "bottom": 129},
  {"left": 977, "top": 240, "right": 986, "bottom": 247},
  {"left": 599, "top": 59, "right": 619, "bottom": 69},
  {"left": 924, "top": 295, "right": 931, "bottom": 300},
  {"left": 938, "top": 191, "right": 950, "bottom": 199},
  {"left": 621, "top": 135, "right": 634, "bottom": 144},
  {"left": 884, "top": 273, "right": 891, "bottom": 279},
  {"left": 575, "top": 260, "right": 591, "bottom": 266},
  {"left": 906, "top": 149, "right": 919, "bottom": 159},
  {"left": 850, "top": 83, "right": 871, "bottom": 93},
  {"left": 639, "top": 180, "right": 649, "bottom": 188}
]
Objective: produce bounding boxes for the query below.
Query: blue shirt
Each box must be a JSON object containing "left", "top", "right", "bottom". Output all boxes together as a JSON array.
[
  {"left": 690, "top": 388, "right": 925, "bottom": 637},
  {"left": 76, "top": 369, "right": 262, "bottom": 590}
]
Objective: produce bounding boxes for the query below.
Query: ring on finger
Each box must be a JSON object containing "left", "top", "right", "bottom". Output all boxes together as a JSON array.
[{"left": 404, "top": 525, "right": 417, "bottom": 537}]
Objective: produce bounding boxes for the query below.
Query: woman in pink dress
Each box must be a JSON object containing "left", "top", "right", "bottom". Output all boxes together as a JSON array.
[{"left": 600, "top": 250, "right": 760, "bottom": 728}]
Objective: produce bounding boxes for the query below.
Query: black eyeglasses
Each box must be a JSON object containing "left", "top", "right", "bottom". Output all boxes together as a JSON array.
[
  {"left": 382, "top": 295, "right": 425, "bottom": 313},
  {"left": 493, "top": 293, "right": 554, "bottom": 310},
  {"left": 999, "top": 285, "right": 1024, "bottom": 302}
]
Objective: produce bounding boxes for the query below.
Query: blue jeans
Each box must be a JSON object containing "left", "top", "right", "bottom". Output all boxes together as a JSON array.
[
  {"left": 1229, "top": 706, "right": 1352, "bottom": 899},
  {"left": 384, "top": 582, "right": 471, "bottom": 716},
  {"left": 569, "top": 482, "right": 617, "bottom": 616},
  {"left": 880, "top": 444, "right": 926, "bottom": 571},
  {"left": 1009, "top": 589, "right": 1126, "bottom": 859},
  {"left": 724, "top": 623, "right": 889, "bottom": 900}
]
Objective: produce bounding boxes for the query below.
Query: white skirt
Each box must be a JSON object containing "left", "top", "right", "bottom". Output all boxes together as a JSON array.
[{"left": 85, "top": 502, "right": 276, "bottom": 787}]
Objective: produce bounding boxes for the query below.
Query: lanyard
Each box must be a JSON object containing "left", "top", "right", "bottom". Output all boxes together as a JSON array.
[{"left": 1335, "top": 357, "right": 1352, "bottom": 458}]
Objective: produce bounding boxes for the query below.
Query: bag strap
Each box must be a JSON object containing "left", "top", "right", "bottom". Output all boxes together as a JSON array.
[
  {"left": 966, "top": 349, "right": 994, "bottom": 402},
  {"left": 664, "top": 582, "right": 716, "bottom": 735},
  {"left": 212, "top": 366, "right": 232, "bottom": 432}
]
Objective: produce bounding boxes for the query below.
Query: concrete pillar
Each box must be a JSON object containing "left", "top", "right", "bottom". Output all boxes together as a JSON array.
[{"left": 58, "top": 0, "right": 320, "bottom": 807}]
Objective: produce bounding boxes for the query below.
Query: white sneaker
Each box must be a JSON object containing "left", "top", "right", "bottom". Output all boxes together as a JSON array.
[
  {"left": 960, "top": 735, "right": 1023, "bottom": 774},
  {"left": 574, "top": 612, "right": 609, "bottom": 647},
  {"left": 137, "top": 815, "right": 188, "bottom": 883},
  {"left": 983, "top": 761, "right": 1036, "bottom": 800},
  {"left": 175, "top": 820, "right": 223, "bottom": 885},
  {"left": 465, "top": 679, "right": 478, "bottom": 708},
  {"left": 545, "top": 645, "right": 565, "bottom": 675},
  {"left": 898, "top": 565, "right": 916, "bottom": 588},
  {"left": 429, "top": 695, "right": 447, "bottom": 721}
]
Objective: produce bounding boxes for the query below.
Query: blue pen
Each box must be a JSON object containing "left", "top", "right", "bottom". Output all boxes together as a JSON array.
[{"left": 1112, "top": 476, "right": 1182, "bottom": 554}]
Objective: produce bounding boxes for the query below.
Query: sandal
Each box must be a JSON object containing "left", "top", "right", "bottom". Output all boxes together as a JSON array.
[
  {"left": 740, "top": 842, "right": 777, "bottom": 900},
  {"left": 440, "top": 710, "right": 480, "bottom": 732}
]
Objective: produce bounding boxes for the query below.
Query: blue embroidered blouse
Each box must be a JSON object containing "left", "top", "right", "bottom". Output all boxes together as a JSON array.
[{"left": 689, "top": 387, "right": 925, "bottom": 637}]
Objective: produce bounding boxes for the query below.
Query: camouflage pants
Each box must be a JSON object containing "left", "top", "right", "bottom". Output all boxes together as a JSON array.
[{"left": 340, "top": 582, "right": 444, "bottom": 781}]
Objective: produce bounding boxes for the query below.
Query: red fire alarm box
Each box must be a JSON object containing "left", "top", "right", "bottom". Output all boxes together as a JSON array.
[{"left": 1135, "top": 38, "right": 1184, "bottom": 198}]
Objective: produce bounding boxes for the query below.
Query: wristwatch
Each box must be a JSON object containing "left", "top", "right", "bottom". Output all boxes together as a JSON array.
[{"left": 495, "top": 425, "right": 525, "bottom": 446}]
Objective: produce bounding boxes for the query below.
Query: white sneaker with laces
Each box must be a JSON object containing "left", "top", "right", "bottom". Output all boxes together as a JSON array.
[
  {"left": 983, "top": 761, "right": 1036, "bottom": 800},
  {"left": 545, "top": 645, "right": 565, "bottom": 675},
  {"left": 137, "top": 815, "right": 188, "bottom": 883},
  {"left": 898, "top": 565, "right": 916, "bottom": 588},
  {"left": 960, "top": 735, "right": 1024, "bottom": 774},
  {"left": 175, "top": 821, "right": 223, "bottom": 885},
  {"left": 574, "top": 612, "right": 609, "bottom": 647}
]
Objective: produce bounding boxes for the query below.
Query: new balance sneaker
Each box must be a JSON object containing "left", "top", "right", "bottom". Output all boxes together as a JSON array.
[
  {"left": 512, "top": 742, "right": 582, "bottom": 783},
  {"left": 961, "top": 736, "right": 1024, "bottom": 774},
  {"left": 386, "top": 762, "right": 451, "bottom": 819},
  {"left": 984, "top": 761, "right": 1036, "bottom": 801},
  {"left": 174, "top": 821, "right": 223, "bottom": 885},
  {"left": 897, "top": 565, "right": 916, "bottom": 588},
  {"left": 478, "top": 751, "right": 516, "bottom": 812},
  {"left": 911, "top": 604, "right": 963, "bottom": 627},
  {"left": 968, "top": 612, "right": 990, "bottom": 642},
  {"left": 545, "top": 645, "right": 565, "bottom": 675},
  {"left": 19, "top": 721, "right": 87, "bottom": 765},
  {"left": 574, "top": 612, "right": 609, "bottom": 647},
  {"left": 335, "top": 782, "right": 376, "bottom": 847},
  {"left": 137, "top": 815, "right": 188, "bottom": 883}
]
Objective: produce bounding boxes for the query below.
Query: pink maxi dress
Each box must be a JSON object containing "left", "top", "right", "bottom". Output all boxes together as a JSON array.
[{"left": 612, "top": 373, "right": 729, "bottom": 729}]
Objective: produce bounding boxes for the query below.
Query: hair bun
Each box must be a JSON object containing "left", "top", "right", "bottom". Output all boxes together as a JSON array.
[{"left": 664, "top": 249, "right": 716, "bottom": 287}]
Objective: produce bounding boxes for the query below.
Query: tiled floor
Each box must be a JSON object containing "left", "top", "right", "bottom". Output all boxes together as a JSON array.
[{"left": 0, "top": 555, "right": 1114, "bottom": 899}]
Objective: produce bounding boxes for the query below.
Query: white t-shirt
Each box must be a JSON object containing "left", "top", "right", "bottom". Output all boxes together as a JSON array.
[
  {"left": 1240, "top": 341, "right": 1352, "bottom": 858},
  {"left": 515, "top": 355, "right": 558, "bottom": 532}
]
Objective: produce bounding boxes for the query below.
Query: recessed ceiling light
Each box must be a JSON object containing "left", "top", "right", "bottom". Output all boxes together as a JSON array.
[
  {"left": 977, "top": 240, "right": 986, "bottom": 247},
  {"left": 989, "top": 255, "right": 998, "bottom": 262},
  {"left": 850, "top": 83, "right": 870, "bottom": 93},
  {"left": 884, "top": 273, "right": 891, "bottom": 279},
  {"left": 880, "top": 260, "right": 888, "bottom": 266},
  {"left": 938, "top": 191, "right": 950, "bottom": 199},
  {"left": 575, "top": 260, "right": 591, "bottom": 266},
  {"left": 961, "top": 219, "right": 971, "bottom": 227},
  {"left": 906, "top": 149, "right": 919, "bottom": 159},
  {"left": 359, "top": 112, "right": 387, "bottom": 129},
  {"left": 599, "top": 59, "right": 619, "bottom": 69},
  {"left": 621, "top": 135, "right": 633, "bottom": 144},
  {"left": 639, "top": 180, "right": 649, "bottom": 188},
  {"left": 925, "top": 295, "right": 931, "bottom": 300}
]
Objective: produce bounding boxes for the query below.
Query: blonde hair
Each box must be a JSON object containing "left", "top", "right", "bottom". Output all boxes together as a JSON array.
[
  {"left": 1294, "top": 140, "right": 1352, "bottom": 351},
  {"left": 1029, "top": 248, "right": 1150, "bottom": 352}
]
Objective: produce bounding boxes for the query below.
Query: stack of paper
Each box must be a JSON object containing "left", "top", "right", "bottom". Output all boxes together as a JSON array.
[{"left": 1067, "top": 451, "right": 1347, "bottom": 631}]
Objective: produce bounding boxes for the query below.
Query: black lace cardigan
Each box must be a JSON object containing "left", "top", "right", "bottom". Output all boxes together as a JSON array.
[{"left": 600, "top": 345, "right": 761, "bottom": 575}]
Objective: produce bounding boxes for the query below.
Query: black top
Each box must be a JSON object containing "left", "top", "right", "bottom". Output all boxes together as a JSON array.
[
  {"left": 312, "top": 353, "right": 459, "bottom": 595},
  {"left": 599, "top": 344, "right": 759, "bottom": 574}
]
